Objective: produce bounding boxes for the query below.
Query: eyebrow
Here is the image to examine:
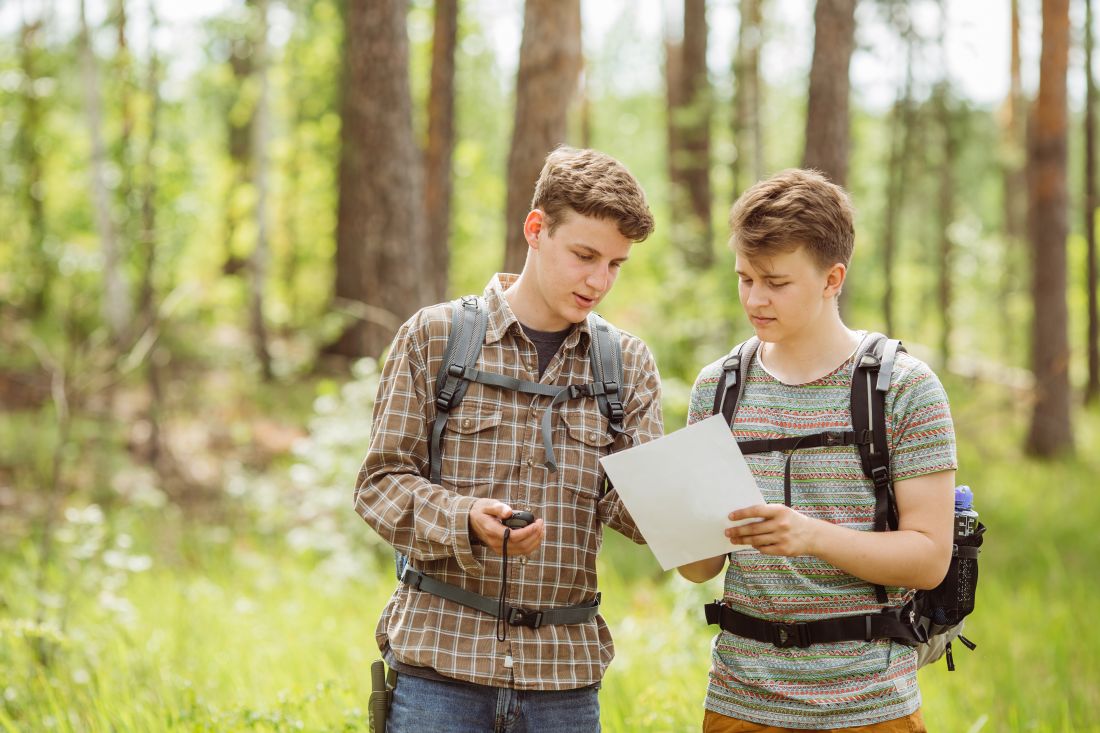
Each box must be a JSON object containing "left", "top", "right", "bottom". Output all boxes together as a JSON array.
[
  {"left": 735, "top": 269, "right": 788, "bottom": 278},
  {"left": 575, "top": 244, "right": 630, "bottom": 263}
]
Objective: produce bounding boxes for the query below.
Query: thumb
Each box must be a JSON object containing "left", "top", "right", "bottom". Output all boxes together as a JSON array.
[{"left": 479, "top": 500, "right": 512, "bottom": 519}]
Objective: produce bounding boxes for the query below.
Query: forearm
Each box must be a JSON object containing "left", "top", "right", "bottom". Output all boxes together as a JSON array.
[
  {"left": 354, "top": 470, "right": 482, "bottom": 574},
  {"left": 677, "top": 555, "right": 725, "bottom": 583},
  {"left": 808, "top": 520, "right": 950, "bottom": 590}
]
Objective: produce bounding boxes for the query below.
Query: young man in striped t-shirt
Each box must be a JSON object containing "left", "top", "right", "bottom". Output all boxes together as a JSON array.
[{"left": 678, "top": 169, "right": 956, "bottom": 732}]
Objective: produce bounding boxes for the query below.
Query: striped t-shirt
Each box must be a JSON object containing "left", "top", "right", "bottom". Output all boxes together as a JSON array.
[{"left": 688, "top": 339, "right": 957, "bottom": 729}]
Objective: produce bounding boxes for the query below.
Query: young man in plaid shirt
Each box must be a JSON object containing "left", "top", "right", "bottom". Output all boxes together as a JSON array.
[{"left": 356, "top": 147, "right": 663, "bottom": 731}]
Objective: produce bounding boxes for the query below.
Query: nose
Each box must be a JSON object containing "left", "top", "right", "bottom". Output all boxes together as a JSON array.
[
  {"left": 586, "top": 264, "right": 611, "bottom": 294},
  {"left": 743, "top": 282, "right": 768, "bottom": 309}
]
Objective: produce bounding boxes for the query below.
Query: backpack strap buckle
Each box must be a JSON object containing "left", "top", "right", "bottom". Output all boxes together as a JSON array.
[
  {"left": 773, "top": 621, "right": 811, "bottom": 648},
  {"left": 507, "top": 607, "right": 544, "bottom": 629}
]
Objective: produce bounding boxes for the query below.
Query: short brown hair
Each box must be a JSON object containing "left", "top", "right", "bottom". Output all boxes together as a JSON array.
[
  {"left": 531, "top": 147, "right": 655, "bottom": 242},
  {"left": 728, "top": 168, "right": 855, "bottom": 269}
]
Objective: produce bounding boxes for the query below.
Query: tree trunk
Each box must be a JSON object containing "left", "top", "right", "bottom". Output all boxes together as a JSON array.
[
  {"left": 332, "top": 0, "right": 427, "bottom": 358},
  {"left": 1085, "top": 0, "right": 1099, "bottom": 405},
  {"left": 17, "top": 17, "right": 50, "bottom": 317},
  {"left": 502, "top": 0, "right": 582, "bottom": 275},
  {"left": 79, "top": 0, "right": 131, "bottom": 342},
  {"left": 223, "top": 7, "right": 255, "bottom": 279},
  {"left": 803, "top": 0, "right": 856, "bottom": 313},
  {"left": 733, "top": 0, "right": 764, "bottom": 196},
  {"left": 113, "top": 0, "right": 136, "bottom": 272},
  {"left": 664, "top": 0, "right": 712, "bottom": 269},
  {"left": 935, "top": 81, "right": 956, "bottom": 369},
  {"left": 424, "top": 0, "right": 458, "bottom": 304},
  {"left": 803, "top": 0, "right": 856, "bottom": 187},
  {"left": 935, "top": 4, "right": 956, "bottom": 369},
  {"left": 249, "top": 0, "right": 273, "bottom": 380},
  {"left": 880, "top": 10, "right": 915, "bottom": 338},
  {"left": 999, "top": 0, "right": 1028, "bottom": 363},
  {"left": 1025, "top": 0, "right": 1073, "bottom": 456},
  {"left": 137, "top": 3, "right": 164, "bottom": 470}
]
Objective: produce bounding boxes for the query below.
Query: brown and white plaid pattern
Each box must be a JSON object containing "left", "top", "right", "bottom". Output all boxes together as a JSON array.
[{"left": 355, "top": 273, "right": 663, "bottom": 690}]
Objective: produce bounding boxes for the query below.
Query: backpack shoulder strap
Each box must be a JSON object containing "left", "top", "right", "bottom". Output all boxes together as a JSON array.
[
  {"left": 850, "top": 332, "right": 906, "bottom": 531},
  {"left": 586, "top": 312, "right": 626, "bottom": 439},
  {"left": 712, "top": 337, "right": 761, "bottom": 426},
  {"left": 850, "top": 331, "right": 906, "bottom": 604},
  {"left": 428, "top": 296, "right": 489, "bottom": 484}
]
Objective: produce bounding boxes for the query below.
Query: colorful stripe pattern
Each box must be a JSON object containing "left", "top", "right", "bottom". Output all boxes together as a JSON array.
[{"left": 688, "top": 343, "right": 957, "bottom": 728}]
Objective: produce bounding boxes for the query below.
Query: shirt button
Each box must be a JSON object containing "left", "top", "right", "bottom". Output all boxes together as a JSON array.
[
  {"left": 588, "top": 432, "right": 598, "bottom": 442},
  {"left": 518, "top": 556, "right": 528, "bottom": 565},
  {"left": 462, "top": 418, "right": 473, "bottom": 429},
  {"left": 525, "top": 457, "right": 535, "bottom": 468}
]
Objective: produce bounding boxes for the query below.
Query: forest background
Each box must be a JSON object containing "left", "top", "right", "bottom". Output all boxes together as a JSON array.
[{"left": 1, "top": 0, "right": 1099, "bottom": 730}]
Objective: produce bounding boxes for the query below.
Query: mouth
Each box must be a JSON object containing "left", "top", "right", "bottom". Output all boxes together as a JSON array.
[
  {"left": 573, "top": 293, "right": 598, "bottom": 309},
  {"left": 749, "top": 315, "right": 776, "bottom": 327}
]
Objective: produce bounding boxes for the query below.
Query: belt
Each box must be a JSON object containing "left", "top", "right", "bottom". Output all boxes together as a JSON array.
[{"left": 704, "top": 601, "right": 927, "bottom": 649}]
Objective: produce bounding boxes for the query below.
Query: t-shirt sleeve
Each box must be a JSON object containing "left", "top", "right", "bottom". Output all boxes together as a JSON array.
[
  {"left": 886, "top": 355, "right": 958, "bottom": 481},
  {"left": 687, "top": 360, "right": 722, "bottom": 427}
]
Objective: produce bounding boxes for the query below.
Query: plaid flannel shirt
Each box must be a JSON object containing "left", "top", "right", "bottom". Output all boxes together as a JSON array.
[{"left": 355, "top": 274, "right": 663, "bottom": 690}]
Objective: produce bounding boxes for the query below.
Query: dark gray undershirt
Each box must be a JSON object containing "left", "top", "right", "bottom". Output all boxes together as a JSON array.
[{"left": 521, "top": 323, "right": 573, "bottom": 377}]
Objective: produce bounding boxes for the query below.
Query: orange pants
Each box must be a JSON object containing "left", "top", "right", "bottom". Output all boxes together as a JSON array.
[{"left": 702, "top": 708, "right": 926, "bottom": 733}]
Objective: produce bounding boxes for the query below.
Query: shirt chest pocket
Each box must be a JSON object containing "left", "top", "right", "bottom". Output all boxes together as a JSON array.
[
  {"left": 438, "top": 404, "right": 504, "bottom": 488},
  {"left": 555, "top": 407, "right": 613, "bottom": 501}
]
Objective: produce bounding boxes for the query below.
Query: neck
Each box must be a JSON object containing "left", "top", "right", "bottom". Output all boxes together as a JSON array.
[
  {"left": 761, "top": 308, "right": 859, "bottom": 382},
  {"left": 504, "top": 269, "right": 562, "bottom": 331}
]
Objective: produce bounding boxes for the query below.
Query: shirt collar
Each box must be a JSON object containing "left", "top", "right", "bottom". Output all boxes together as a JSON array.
[{"left": 482, "top": 273, "right": 591, "bottom": 350}]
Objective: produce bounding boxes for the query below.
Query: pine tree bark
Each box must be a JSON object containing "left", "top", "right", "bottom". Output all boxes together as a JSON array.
[
  {"left": 332, "top": 0, "right": 426, "bottom": 358},
  {"left": 424, "top": 0, "right": 458, "bottom": 304},
  {"left": 1085, "top": 0, "right": 1099, "bottom": 404},
  {"left": 802, "top": 0, "right": 856, "bottom": 188},
  {"left": 502, "top": 0, "right": 582, "bottom": 275},
  {"left": 1025, "top": 0, "right": 1073, "bottom": 456}
]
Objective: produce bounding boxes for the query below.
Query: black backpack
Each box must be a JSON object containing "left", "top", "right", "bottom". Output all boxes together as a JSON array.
[{"left": 706, "top": 333, "right": 984, "bottom": 670}]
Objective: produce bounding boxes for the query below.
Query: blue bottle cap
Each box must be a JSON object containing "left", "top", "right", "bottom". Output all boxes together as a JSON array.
[{"left": 954, "top": 485, "right": 973, "bottom": 509}]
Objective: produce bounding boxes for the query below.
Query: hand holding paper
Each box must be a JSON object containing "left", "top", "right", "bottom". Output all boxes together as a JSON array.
[{"left": 599, "top": 415, "right": 766, "bottom": 571}]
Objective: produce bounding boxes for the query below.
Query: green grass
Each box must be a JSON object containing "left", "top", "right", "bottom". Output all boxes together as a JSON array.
[{"left": 3, "top": 381, "right": 1100, "bottom": 731}]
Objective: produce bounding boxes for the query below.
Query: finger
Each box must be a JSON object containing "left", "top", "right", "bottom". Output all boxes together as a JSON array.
[
  {"left": 480, "top": 501, "right": 513, "bottom": 519},
  {"left": 507, "top": 520, "right": 545, "bottom": 553},
  {"left": 728, "top": 505, "right": 772, "bottom": 522}
]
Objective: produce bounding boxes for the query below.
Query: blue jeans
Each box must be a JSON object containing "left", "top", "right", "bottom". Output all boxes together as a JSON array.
[{"left": 387, "top": 672, "right": 601, "bottom": 732}]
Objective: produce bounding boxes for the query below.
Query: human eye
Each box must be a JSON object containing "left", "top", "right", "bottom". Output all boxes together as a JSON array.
[{"left": 575, "top": 251, "right": 595, "bottom": 262}]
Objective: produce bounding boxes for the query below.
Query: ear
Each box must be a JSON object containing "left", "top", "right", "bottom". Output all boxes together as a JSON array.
[
  {"left": 523, "top": 210, "right": 545, "bottom": 250},
  {"left": 824, "top": 262, "right": 846, "bottom": 299}
]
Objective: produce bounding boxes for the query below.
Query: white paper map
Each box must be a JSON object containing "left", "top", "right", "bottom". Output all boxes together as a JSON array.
[{"left": 599, "top": 414, "right": 766, "bottom": 571}]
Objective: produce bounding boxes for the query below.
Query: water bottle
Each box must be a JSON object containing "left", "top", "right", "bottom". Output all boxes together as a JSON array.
[{"left": 954, "top": 485, "right": 979, "bottom": 537}]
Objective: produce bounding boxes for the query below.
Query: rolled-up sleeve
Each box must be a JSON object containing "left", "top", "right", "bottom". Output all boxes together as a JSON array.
[{"left": 353, "top": 312, "right": 484, "bottom": 576}]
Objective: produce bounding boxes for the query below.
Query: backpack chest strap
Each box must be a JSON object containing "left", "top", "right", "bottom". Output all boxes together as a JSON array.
[
  {"left": 433, "top": 364, "right": 616, "bottom": 479},
  {"left": 736, "top": 430, "right": 871, "bottom": 508}
]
